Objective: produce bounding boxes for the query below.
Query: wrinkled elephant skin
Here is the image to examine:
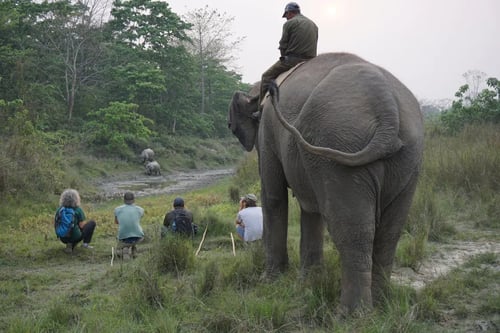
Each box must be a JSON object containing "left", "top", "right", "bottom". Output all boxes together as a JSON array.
[{"left": 228, "top": 53, "right": 424, "bottom": 313}]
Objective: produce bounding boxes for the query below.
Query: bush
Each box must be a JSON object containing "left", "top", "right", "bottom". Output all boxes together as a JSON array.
[
  {"left": 154, "top": 236, "right": 195, "bottom": 275},
  {"left": 440, "top": 77, "right": 500, "bottom": 134}
]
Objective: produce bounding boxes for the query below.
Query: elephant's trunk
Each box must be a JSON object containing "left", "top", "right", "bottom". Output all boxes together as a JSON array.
[{"left": 268, "top": 82, "right": 403, "bottom": 167}]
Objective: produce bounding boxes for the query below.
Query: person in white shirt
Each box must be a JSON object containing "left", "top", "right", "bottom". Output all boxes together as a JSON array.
[{"left": 235, "top": 194, "right": 263, "bottom": 242}]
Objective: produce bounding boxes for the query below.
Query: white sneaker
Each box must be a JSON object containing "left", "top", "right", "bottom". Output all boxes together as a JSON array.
[{"left": 82, "top": 243, "right": 94, "bottom": 249}]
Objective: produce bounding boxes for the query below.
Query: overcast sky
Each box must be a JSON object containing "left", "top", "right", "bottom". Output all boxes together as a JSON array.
[{"left": 166, "top": 0, "right": 499, "bottom": 101}]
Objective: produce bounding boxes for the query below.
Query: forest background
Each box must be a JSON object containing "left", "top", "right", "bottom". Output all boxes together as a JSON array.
[{"left": 1, "top": 0, "right": 250, "bottom": 214}]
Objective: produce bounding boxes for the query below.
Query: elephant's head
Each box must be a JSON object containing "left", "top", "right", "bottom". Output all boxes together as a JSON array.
[{"left": 227, "top": 91, "right": 259, "bottom": 152}]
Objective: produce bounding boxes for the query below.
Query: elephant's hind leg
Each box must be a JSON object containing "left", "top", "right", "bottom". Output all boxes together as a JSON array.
[
  {"left": 329, "top": 196, "right": 376, "bottom": 313},
  {"left": 372, "top": 172, "right": 420, "bottom": 306}
]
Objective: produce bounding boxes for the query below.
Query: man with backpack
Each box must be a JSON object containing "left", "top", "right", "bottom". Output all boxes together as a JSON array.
[
  {"left": 54, "top": 189, "right": 96, "bottom": 253},
  {"left": 162, "top": 197, "right": 197, "bottom": 238}
]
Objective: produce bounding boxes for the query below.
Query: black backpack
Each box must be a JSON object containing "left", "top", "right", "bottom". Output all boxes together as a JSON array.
[{"left": 171, "top": 210, "right": 195, "bottom": 236}]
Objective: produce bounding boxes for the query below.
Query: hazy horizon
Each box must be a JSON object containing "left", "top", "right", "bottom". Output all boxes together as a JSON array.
[{"left": 166, "top": 0, "right": 500, "bottom": 101}]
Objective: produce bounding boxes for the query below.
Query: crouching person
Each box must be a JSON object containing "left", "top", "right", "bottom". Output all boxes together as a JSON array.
[
  {"left": 235, "top": 194, "right": 263, "bottom": 242},
  {"left": 55, "top": 189, "right": 96, "bottom": 253},
  {"left": 162, "top": 197, "right": 197, "bottom": 238},
  {"left": 115, "top": 192, "right": 144, "bottom": 258}
]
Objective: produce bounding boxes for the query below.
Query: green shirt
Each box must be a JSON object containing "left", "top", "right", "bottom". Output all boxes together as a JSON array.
[
  {"left": 279, "top": 14, "right": 318, "bottom": 58},
  {"left": 114, "top": 204, "right": 145, "bottom": 240},
  {"left": 56, "top": 206, "right": 85, "bottom": 242}
]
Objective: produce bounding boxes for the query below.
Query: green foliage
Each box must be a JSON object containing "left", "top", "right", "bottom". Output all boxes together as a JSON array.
[
  {"left": 108, "top": 0, "right": 191, "bottom": 55},
  {"left": 230, "top": 151, "right": 260, "bottom": 194},
  {"left": 154, "top": 236, "right": 195, "bottom": 275},
  {"left": 0, "top": 107, "right": 67, "bottom": 198},
  {"left": 84, "top": 102, "right": 154, "bottom": 157},
  {"left": 440, "top": 77, "right": 500, "bottom": 133}
]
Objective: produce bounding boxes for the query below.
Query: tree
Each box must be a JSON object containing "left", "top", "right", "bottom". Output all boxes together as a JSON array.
[
  {"left": 182, "top": 6, "right": 244, "bottom": 113},
  {"left": 107, "top": 0, "right": 200, "bottom": 133},
  {"left": 33, "top": 0, "right": 109, "bottom": 121},
  {"left": 108, "top": 0, "right": 191, "bottom": 58},
  {"left": 84, "top": 101, "right": 154, "bottom": 156},
  {"left": 0, "top": 0, "right": 45, "bottom": 102},
  {"left": 440, "top": 76, "right": 500, "bottom": 133},
  {"left": 462, "top": 69, "right": 486, "bottom": 102}
]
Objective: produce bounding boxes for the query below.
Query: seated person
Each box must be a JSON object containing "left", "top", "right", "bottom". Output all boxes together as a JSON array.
[
  {"left": 115, "top": 192, "right": 144, "bottom": 257},
  {"left": 162, "top": 197, "right": 197, "bottom": 237},
  {"left": 235, "top": 194, "right": 263, "bottom": 242}
]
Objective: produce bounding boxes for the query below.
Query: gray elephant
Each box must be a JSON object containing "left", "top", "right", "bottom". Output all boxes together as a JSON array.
[
  {"left": 145, "top": 160, "right": 161, "bottom": 176},
  {"left": 228, "top": 53, "right": 424, "bottom": 313},
  {"left": 140, "top": 148, "right": 155, "bottom": 163}
]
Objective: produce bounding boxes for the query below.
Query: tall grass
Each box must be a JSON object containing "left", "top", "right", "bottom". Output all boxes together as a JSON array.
[
  {"left": 1, "top": 123, "right": 499, "bottom": 332},
  {"left": 399, "top": 123, "right": 500, "bottom": 268}
]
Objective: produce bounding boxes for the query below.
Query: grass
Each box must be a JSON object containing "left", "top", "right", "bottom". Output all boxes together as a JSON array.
[{"left": 0, "top": 124, "right": 499, "bottom": 332}]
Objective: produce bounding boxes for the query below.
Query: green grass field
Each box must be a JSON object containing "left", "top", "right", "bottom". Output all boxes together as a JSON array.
[{"left": 0, "top": 125, "right": 499, "bottom": 332}]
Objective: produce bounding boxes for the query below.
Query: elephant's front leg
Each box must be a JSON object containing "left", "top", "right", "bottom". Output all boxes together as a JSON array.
[
  {"left": 300, "top": 210, "right": 323, "bottom": 270},
  {"left": 261, "top": 163, "right": 289, "bottom": 274}
]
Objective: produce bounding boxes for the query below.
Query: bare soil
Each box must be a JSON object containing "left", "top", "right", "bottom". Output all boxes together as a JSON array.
[
  {"left": 392, "top": 240, "right": 500, "bottom": 290},
  {"left": 94, "top": 168, "right": 235, "bottom": 200}
]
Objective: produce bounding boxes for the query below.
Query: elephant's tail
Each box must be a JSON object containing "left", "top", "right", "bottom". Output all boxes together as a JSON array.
[{"left": 268, "top": 81, "right": 403, "bottom": 167}]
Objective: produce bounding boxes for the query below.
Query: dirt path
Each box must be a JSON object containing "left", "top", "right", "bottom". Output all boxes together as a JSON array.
[
  {"left": 95, "top": 168, "right": 235, "bottom": 200},
  {"left": 392, "top": 240, "right": 500, "bottom": 289}
]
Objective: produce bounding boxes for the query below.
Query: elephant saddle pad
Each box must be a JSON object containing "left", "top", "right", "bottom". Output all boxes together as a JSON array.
[{"left": 261, "top": 61, "right": 306, "bottom": 108}]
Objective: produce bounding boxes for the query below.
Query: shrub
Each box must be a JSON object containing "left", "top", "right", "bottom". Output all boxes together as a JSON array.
[{"left": 154, "top": 236, "right": 195, "bottom": 275}]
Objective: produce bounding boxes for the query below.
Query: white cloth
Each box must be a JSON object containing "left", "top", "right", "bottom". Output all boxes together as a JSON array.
[{"left": 237, "top": 206, "right": 263, "bottom": 242}]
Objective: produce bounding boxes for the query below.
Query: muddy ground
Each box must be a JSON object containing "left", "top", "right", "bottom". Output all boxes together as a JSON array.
[{"left": 95, "top": 168, "right": 235, "bottom": 200}]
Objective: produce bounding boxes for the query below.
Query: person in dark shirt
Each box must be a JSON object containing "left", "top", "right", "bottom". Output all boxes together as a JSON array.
[{"left": 162, "top": 197, "right": 197, "bottom": 237}]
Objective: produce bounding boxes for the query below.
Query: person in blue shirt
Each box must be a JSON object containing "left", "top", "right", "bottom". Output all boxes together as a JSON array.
[{"left": 114, "top": 192, "right": 144, "bottom": 258}]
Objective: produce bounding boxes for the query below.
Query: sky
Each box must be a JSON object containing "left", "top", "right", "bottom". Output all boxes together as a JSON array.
[{"left": 165, "top": 0, "right": 500, "bottom": 101}]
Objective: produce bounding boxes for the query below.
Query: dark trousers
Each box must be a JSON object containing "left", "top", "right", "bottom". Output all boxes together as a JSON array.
[
  {"left": 81, "top": 220, "right": 96, "bottom": 244},
  {"left": 258, "top": 56, "right": 307, "bottom": 110},
  {"left": 63, "top": 220, "right": 96, "bottom": 248}
]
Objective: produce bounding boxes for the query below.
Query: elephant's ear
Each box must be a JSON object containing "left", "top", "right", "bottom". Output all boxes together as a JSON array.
[{"left": 228, "top": 91, "right": 258, "bottom": 152}]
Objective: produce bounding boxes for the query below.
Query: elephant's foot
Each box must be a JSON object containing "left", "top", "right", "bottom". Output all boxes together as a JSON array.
[
  {"left": 340, "top": 271, "right": 373, "bottom": 315},
  {"left": 371, "top": 264, "right": 393, "bottom": 307},
  {"left": 265, "top": 257, "right": 289, "bottom": 277},
  {"left": 337, "top": 301, "right": 373, "bottom": 318}
]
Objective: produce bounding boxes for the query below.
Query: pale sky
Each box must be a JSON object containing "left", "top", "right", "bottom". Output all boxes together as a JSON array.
[{"left": 166, "top": 0, "right": 500, "bottom": 100}]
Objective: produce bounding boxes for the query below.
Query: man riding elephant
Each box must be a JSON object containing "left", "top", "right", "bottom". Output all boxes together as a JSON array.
[{"left": 255, "top": 2, "right": 319, "bottom": 119}]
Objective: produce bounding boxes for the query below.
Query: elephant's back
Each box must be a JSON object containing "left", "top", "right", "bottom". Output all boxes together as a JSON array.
[{"left": 279, "top": 53, "right": 422, "bottom": 154}]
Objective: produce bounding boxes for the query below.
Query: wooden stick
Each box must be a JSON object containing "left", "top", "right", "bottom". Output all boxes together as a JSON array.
[
  {"left": 111, "top": 246, "right": 114, "bottom": 266},
  {"left": 195, "top": 224, "right": 209, "bottom": 256},
  {"left": 230, "top": 232, "right": 236, "bottom": 256}
]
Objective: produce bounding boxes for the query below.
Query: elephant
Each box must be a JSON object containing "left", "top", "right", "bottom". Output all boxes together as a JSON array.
[
  {"left": 141, "top": 148, "right": 155, "bottom": 163},
  {"left": 145, "top": 160, "right": 161, "bottom": 176},
  {"left": 228, "top": 52, "right": 424, "bottom": 313}
]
